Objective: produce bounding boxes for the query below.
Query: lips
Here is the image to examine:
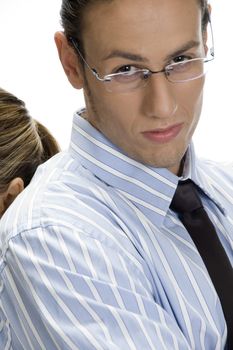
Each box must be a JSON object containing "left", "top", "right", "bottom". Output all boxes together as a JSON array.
[{"left": 142, "top": 123, "right": 183, "bottom": 144}]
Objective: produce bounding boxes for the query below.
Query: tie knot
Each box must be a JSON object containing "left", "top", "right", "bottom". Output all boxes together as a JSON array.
[{"left": 170, "top": 180, "right": 203, "bottom": 214}]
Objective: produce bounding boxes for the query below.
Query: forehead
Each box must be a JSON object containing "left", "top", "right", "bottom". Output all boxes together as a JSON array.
[{"left": 82, "top": 0, "right": 202, "bottom": 60}]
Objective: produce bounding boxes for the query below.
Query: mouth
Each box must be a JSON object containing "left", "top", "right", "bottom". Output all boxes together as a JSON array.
[{"left": 142, "top": 123, "right": 184, "bottom": 144}]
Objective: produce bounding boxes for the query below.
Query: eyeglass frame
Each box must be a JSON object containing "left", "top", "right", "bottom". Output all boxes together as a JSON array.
[{"left": 69, "top": 15, "right": 214, "bottom": 89}]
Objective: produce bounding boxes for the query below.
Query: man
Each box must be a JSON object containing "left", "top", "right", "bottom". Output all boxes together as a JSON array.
[{"left": 0, "top": 0, "right": 232, "bottom": 349}]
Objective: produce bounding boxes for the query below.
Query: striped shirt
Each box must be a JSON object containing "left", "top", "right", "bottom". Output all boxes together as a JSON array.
[{"left": 0, "top": 111, "right": 233, "bottom": 350}]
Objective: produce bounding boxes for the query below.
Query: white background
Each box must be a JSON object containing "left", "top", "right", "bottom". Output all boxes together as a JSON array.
[{"left": 0, "top": 0, "right": 233, "bottom": 161}]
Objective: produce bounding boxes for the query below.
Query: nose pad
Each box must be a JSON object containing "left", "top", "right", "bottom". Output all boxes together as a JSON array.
[{"left": 142, "top": 73, "right": 178, "bottom": 119}]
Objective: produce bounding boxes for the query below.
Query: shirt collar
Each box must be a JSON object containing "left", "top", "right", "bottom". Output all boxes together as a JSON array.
[
  {"left": 181, "top": 143, "right": 225, "bottom": 214},
  {"left": 69, "top": 111, "right": 224, "bottom": 226}
]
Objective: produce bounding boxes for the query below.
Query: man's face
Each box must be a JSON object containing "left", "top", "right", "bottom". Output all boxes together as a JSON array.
[{"left": 80, "top": 0, "right": 206, "bottom": 174}]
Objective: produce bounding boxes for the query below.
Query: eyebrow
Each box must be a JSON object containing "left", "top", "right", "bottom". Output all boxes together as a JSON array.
[
  {"left": 164, "top": 40, "right": 201, "bottom": 62},
  {"left": 103, "top": 50, "right": 148, "bottom": 62},
  {"left": 103, "top": 40, "right": 200, "bottom": 63}
]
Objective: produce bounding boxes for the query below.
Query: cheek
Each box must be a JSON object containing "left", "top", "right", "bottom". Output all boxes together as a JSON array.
[
  {"left": 175, "top": 78, "right": 204, "bottom": 116},
  {"left": 97, "top": 92, "right": 140, "bottom": 129}
]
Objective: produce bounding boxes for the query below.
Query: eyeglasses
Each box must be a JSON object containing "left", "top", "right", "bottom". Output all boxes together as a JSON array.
[{"left": 69, "top": 21, "right": 214, "bottom": 93}]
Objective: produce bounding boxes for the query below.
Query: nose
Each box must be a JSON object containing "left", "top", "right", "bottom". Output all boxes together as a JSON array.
[{"left": 142, "top": 73, "right": 178, "bottom": 119}]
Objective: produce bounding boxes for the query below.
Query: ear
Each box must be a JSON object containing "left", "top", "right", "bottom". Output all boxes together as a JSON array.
[
  {"left": 54, "top": 31, "right": 84, "bottom": 89},
  {"left": 203, "top": 4, "right": 212, "bottom": 55},
  {"left": 207, "top": 4, "right": 212, "bottom": 17},
  {"left": 0, "top": 178, "right": 24, "bottom": 217},
  {"left": 203, "top": 31, "right": 208, "bottom": 56},
  {"left": 202, "top": 4, "right": 211, "bottom": 56}
]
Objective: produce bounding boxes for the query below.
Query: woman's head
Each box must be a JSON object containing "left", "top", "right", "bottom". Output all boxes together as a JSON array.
[{"left": 0, "top": 88, "right": 60, "bottom": 216}]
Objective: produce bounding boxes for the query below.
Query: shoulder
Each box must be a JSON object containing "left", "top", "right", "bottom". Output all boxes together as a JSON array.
[
  {"left": 0, "top": 150, "right": 129, "bottom": 256},
  {"left": 0, "top": 151, "right": 99, "bottom": 248},
  {"left": 0, "top": 151, "right": 147, "bottom": 285}
]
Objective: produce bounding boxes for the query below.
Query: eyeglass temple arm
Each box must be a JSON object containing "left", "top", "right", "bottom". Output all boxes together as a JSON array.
[{"left": 69, "top": 37, "right": 110, "bottom": 82}]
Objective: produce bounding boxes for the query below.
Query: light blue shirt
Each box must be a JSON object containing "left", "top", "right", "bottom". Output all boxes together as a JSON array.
[{"left": 0, "top": 111, "right": 232, "bottom": 349}]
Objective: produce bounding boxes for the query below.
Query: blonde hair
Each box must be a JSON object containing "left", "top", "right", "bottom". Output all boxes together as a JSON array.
[{"left": 0, "top": 88, "right": 60, "bottom": 192}]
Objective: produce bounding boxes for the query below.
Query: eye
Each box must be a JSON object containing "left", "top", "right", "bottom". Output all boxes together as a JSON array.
[
  {"left": 171, "top": 55, "right": 192, "bottom": 64},
  {"left": 111, "top": 65, "right": 147, "bottom": 84},
  {"left": 115, "top": 65, "right": 139, "bottom": 74}
]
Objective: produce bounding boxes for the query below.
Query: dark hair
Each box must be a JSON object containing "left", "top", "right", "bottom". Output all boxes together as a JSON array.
[
  {"left": 60, "top": 0, "right": 210, "bottom": 55},
  {"left": 0, "top": 88, "right": 60, "bottom": 192}
]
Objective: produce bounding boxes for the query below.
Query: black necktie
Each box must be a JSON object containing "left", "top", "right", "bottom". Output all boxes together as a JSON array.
[{"left": 170, "top": 180, "right": 233, "bottom": 347}]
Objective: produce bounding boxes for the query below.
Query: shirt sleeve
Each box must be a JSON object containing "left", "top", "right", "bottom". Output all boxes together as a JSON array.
[{"left": 0, "top": 224, "right": 191, "bottom": 350}]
